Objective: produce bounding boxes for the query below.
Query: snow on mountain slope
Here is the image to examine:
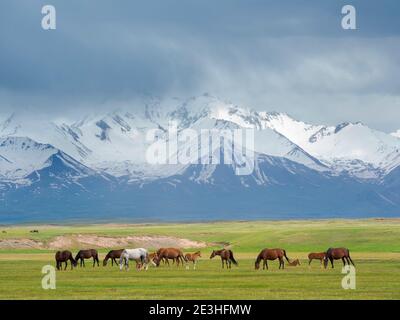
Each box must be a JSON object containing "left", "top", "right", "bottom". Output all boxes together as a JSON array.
[
  {"left": 305, "top": 122, "right": 400, "bottom": 167},
  {"left": 0, "top": 137, "right": 58, "bottom": 180},
  {"left": 392, "top": 130, "right": 400, "bottom": 138},
  {"left": 0, "top": 95, "right": 399, "bottom": 181}
]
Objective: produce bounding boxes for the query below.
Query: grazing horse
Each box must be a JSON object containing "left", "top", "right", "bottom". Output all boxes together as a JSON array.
[
  {"left": 155, "top": 248, "right": 186, "bottom": 267},
  {"left": 288, "top": 259, "right": 301, "bottom": 266},
  {"left": 119, "top": 248, "right": 153, "bottom": 271},
  {"left": 254, "top": 248, "right": 290, "bottom": 270},
  {"left": 185, "top": 251, "right": 201, "bottom": 270},
  {"left": 308, "top": 252, "right": 326, "bottom": 267},
  {"left": 210, "top": 249, "right": 238, "bottom": 269},
  {"left": 75, "top": 249, "right": 99, "bottom": 267},
  {"left": 55, "top": 250, "right": 77, "bottom": 270},
  {"left": 324, "top": 247, "right": 355, "bottom": 269},
  {"left": 103, "top": 249, "right": 124, "bottom": 266}
]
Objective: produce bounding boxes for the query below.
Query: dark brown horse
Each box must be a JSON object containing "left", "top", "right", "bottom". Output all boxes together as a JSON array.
[
  {"left": 254, "top": 248, "right": 290, "bottom": 270},
  {"left": 103, "top": 249, "right": 124, "bottom": 266},
  {"left": 324, "top": 247, "right": 355, "bottom": 269},
  {"left": 55, "top": 250, "right": 77, "bottom": 270},
  {"left": 308, "top": 252, "right": 326, "bottom": 266},
  {"left": 210, "top": 249, "right": 238, "bottom": 269},
  {"left": 75, "top": 249, "right": 99, "bottom": 267},
  {"left": 155, "top": 248, "right": 186, "bottom": 267}
]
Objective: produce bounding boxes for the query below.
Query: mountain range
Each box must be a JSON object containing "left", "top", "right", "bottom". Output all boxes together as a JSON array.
[{"left": 1, "top": 94, "right": 399, "bottom": 223}]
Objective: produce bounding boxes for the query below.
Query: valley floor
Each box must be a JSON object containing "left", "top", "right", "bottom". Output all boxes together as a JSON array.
[{"left": 0, "top": 219, "right": 399, "bottom": 299}]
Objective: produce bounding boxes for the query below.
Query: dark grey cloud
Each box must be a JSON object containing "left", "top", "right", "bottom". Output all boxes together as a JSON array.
[{"left": 0, "top": 0, "right": 399, "bottom": 131}]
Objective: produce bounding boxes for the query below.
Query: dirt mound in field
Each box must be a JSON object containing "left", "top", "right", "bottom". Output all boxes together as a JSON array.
[
  {"left": 0, "top": 239, "right": 44, "bottom": 249},
  {"left": 47, "top": 234, "right": 206, "bottom": 250}
]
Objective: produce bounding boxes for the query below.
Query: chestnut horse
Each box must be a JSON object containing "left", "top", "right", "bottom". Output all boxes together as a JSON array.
[
  {"left": 254, "top": 248, "right": 290, "bottom": 270},
  {"left": 185, "top": 251, "right": 201, "bottom": 270},
  {"left": 155, "top": 248, "right": 186, "bottom": 267},
  {"left": 75, "top": 249, "right": 99, "bottom": 267},
  {"left": 103, "top": 249, "right": 124, "bottom": 266},
  {"left": 308, "top": 252, "right": 326, "bottom": 266},
  {"left": 324, "top": 247, "right": 355, "bottom": 269},
  {"left": 210, "top": 249, "right": 238, "bottom": 269},
  {"left": 55, "top": 250, "right": 77, "bottom": 270}
]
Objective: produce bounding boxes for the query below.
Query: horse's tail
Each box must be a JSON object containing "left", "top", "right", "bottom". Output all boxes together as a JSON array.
[
  {"left": 229, "top": 250, "right": 238, "bottom": 266},
  {"left": 283, "top": 250, "right": 290, "bottom": 263},
  {"left": 74, "top": 251, "right": 81, "bottom": 262},
  {"left": 347, "top": 249, "right": 355, "bottom": 266},
  {"left": 119, "top": 250, "right": 126, "bottom": 267}
]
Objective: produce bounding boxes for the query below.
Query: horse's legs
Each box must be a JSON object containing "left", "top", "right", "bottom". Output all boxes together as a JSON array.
[
  {"left": 308, "top": 259, "right": 312, "bottom": 266},
  {"left": 330, "top": 257, "right": 334, "bottom": 268},
  {"left": 221, "top": 258, "right": 224, "bottom": 269},
  {"left": 64, "top": 261, "right": 68, "bottom": 270},
  {"left": 342, "top": 257, "right": 346, "bottom": 266},
  {"left": 265, "top": 260, "right": 268, "bottom": 270}
]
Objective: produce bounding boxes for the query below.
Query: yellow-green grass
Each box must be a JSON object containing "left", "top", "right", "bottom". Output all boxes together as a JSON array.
[{"left": 0, "top": 219, "right": 400, "bottom": 299}]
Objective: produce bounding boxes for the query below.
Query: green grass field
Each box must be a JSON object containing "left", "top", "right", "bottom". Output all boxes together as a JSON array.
[{"left": 1, "top": 219, "right": 399, "bottom": 299}]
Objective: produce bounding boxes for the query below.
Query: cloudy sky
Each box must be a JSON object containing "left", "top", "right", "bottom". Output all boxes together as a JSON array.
[{"left": 0, "top": 0, "right": 399, "bottom": 131}]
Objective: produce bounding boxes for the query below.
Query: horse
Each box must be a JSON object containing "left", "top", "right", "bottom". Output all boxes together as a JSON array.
[
  {"left": 210, "top": 249, "right": 238, "bottom": 269},
  {"left": 308, "top": 252, "right": 326, "bottom": 267},
  {"left": 55, "top": 250, "right": 77, "bottom": 270},
  {"left": 288, "top": 259, "right": 301, "bottom": 266},
  {"left": 254, "top": 248, "right": 290, "bottom": 270},
  {"left": 103, "top": 249, "right": 124, "bottom": 266},
  {"left": 75, "top": 249, "right": 99, "bottom": 267},
  {"left": 119, "top": 248, "right": 153, "bottom": 271},
  {"left": 185, "top": 251, "right": 201, "bottom": 270},
  {"left": 324, "top": 247, "right": 355, "bottom": 269},
  {"left": 155, "top": 248, "right": 186, "bottom": 267}
]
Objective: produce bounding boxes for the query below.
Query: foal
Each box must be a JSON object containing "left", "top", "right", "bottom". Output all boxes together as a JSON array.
[
  {"left": 288, "top": 259, "right": 301, "bottom": 266},
  {"left": 185, "top": 251, "right": 201, "bottom": 270}
]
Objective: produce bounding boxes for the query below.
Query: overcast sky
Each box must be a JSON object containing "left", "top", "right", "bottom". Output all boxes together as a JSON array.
[{"left": 0, "top": 0, "right": 399, "bottom": 131}]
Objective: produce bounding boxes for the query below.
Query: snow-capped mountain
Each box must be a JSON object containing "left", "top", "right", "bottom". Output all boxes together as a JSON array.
[{"left": 0, "top": 94, "right": 399, "bottom": 222}]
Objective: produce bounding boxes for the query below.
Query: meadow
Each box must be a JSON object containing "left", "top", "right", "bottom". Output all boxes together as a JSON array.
[{"left": 0, "top": 219, "right": 399, "bottom": 299}]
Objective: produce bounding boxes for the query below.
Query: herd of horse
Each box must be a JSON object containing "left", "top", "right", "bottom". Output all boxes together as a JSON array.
[{"left": 55, "top": 246, "right": 355, "bottom": 271}]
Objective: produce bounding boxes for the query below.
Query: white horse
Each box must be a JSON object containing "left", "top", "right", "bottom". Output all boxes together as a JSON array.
[{"left": 119, "top": 248, "right": 153, "bottom": 271}]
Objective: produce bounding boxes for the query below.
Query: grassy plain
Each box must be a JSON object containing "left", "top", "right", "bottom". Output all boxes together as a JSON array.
[{"left": 0, "top": 219, "right": 399, "bottom": 299}]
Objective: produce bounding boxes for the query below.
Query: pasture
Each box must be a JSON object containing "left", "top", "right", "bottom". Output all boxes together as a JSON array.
[{"left": 0, "top": 219, "right": 399, "bottom": 299}]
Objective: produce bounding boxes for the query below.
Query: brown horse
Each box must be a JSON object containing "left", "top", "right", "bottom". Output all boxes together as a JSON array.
[
  {"left": 75, "top": 249, "right": 99, "bottom": 267},
  {"left": 324, "top": 247, "right": 355, "bottom": 269},
  {"left": 210, "top": 249, "right": 238, "bottom": 269},
  {"left": 308, "top": 252, "right": 326, "bottom": 266},
  {"left": 155, "top": 248, "right": 186, "bottom": 267},
  {"left": 103, "top": 249, "right": 124, "bottom": 266},
  {"left": 185, "top": 251, "right": 201, "bottom": 270},
  {"left": 55, "top": 250, "right": 77, "bottom": 270},
  {"left": 254, "top": 248, "right": 290, "bottom": 270},
  {"left": 288, "top": 259, "right": 301, "bottom": 266}
]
